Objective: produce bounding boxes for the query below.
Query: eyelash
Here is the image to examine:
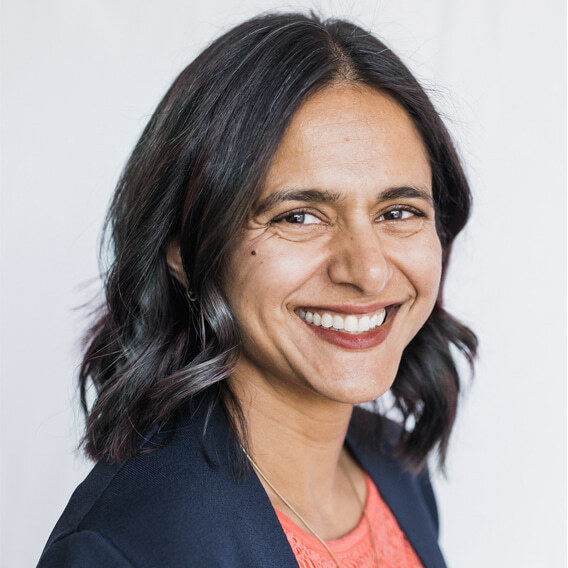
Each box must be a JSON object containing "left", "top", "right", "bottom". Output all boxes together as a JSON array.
[
  {"left": 271, "top": 206, "right": 425, "bottom": 225},
  {"left": 377, "top": 206, "right": 425, "bottom": 222},
  {"left": 270, "top": 208, "right": 322, "bottom": 225}
]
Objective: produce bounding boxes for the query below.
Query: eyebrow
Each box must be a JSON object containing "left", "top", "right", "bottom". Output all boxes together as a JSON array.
[
  {"left": 253, "top": 189, "right": 342, "bottom": 216},
  {"left": 379, "top": 186, "right": 434, "bottom": 206},
  {"left": 253, "top": 185, "right": 433, "bottom": 216}
]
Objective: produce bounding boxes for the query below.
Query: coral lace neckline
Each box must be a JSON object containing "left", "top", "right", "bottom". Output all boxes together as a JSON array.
[{"left": 275, "top": 473, "right": 424, "bottom": 568}]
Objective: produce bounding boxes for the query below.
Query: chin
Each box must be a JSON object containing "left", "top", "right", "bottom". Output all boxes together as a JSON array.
[{"left": 307, "top": 367, "right": 398, "bottom": 406}]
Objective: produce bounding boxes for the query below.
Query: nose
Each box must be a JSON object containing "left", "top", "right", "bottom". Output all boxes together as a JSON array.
[{"left": 326, "top": 221, "right": 391, "bottom": 295}]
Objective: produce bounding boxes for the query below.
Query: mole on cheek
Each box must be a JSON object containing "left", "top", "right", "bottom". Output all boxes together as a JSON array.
[{"left": 251, "top": 250, "right": 257, "bottom": 256}]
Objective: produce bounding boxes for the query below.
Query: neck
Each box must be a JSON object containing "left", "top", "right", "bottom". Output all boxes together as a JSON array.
[{"left": 228, "top": 359, "right": 366, "bottom": 539}]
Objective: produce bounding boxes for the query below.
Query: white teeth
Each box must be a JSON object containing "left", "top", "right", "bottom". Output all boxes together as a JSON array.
[
  {"left": 344, "top": 316, "right": 359, "bottom": 333},
  {"left": 333, "top": 315, "right": 344, "bottom": 330},
  {"left": 298, "top": 308, "right": 387, "bottom": 334},
  {"left": 358, "top": 316, "right": 370, "bottom": 332}
]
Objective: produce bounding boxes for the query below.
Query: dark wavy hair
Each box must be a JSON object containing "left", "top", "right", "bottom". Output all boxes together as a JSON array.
[{"left": 79, "top": 12, "right": 477, "bottom": 470}]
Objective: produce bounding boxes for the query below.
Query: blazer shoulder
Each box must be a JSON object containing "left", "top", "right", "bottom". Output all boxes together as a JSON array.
[
  {"left": 38, "top": 529, "right": 134, "bottom": 568},
  {"left": 42, "top": 460, "right": 124, "bottom": 551}
]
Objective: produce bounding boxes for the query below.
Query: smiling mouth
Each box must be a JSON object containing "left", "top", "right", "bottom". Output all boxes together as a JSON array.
[{"left": 296, "top": 308, "right": 388, "bottom": 334}]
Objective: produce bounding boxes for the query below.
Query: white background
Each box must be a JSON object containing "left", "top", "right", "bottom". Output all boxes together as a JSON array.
[{"left": 0, "top": 1, "right": 565, "bottom": 566}]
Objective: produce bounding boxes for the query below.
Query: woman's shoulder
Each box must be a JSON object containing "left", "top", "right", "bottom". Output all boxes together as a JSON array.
[
  {"left": 38, "top": 407, "right": 298, "bottom": 567},
  {"left": 38, "top": 422, "right": 208, "bottom": 566}
]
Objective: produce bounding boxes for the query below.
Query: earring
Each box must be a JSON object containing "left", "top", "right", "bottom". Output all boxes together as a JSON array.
[{"left": 187, "top": 288, "right": 198, "bottom": 302}]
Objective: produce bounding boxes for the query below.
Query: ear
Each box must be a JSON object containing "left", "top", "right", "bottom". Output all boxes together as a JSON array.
[{"left": 166, "top": 237, "right": 188, "bottom": 287}]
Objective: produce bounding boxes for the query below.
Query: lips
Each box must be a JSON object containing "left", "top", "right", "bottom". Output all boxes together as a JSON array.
[{"left": 295, "top": 305, "right": 396, "bottom": 350}]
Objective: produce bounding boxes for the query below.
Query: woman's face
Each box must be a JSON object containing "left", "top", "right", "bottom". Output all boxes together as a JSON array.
[{"left": 224, "top": 85, "right": 442, "bottom": 405}]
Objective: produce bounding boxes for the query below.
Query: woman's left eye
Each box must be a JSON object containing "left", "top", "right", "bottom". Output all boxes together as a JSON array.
[
  {"left": 377, "top": 208, "right": 416, "bottom": 222},
  {"left": 279, "top": 211, "right": 322, "bottom": 225}
]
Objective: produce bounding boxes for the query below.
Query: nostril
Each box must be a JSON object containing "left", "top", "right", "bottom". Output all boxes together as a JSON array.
[{"left": 327, "top": 243, "right": 390, "bottom": 295}]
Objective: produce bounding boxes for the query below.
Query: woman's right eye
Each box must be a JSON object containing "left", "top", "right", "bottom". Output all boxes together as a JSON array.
[{"left": 277, "top": 211, "right": 322, "bottom": 225}]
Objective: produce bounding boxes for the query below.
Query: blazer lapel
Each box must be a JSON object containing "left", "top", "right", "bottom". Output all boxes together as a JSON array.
[{"left": 345, "top": 414, "right": 447, "bottom": 568}]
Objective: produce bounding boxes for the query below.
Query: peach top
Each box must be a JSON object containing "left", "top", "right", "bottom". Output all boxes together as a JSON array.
[{"left": 275, "top": 474, "right": 424, "bottom": 568}]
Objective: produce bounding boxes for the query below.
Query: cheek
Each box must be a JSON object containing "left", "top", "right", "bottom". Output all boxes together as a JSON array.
[
  {"left": 397, "top": 232, "right": 443, "bottom": 301},
  {"left": 225, "top": 236, "right": 326, "bottom": 318}
]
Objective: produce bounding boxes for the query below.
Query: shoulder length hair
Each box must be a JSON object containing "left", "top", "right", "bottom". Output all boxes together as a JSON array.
[{"left": 80, "top": 12, "right": 477, "bottom": 470}]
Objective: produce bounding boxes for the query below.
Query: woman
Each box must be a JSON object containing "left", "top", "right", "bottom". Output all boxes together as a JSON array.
[{"left": 38, "top": 12, "right": 476, "bottom": 568}]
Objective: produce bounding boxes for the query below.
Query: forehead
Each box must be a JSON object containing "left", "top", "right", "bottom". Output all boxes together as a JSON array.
[{"left": 262, "top": 84, "right": 431, "bottom": 198}]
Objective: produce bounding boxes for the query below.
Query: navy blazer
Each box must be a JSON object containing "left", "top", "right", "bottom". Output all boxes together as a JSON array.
[{"left": 38, "top": 405, "right": 447, "bottom": 567}]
